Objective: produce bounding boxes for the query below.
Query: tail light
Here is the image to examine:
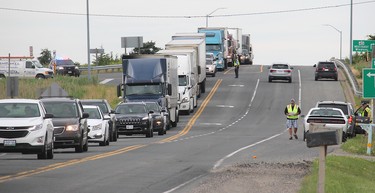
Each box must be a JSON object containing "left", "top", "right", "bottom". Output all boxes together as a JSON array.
[
  {"left": 348, "top": 115, "right": 353, "bottom": 124},
  {"left": 270, "top": 69, "right": 276, "bottom": 72},
  {"left": 285, "top": 70, "right": 291, "bottom": 73},
  {"left": 334, "top": 67, "right": 337, "bottom": 71}
]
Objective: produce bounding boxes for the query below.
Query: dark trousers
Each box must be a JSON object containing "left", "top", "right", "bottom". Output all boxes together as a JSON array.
[{"left": 235, "top": 66, "right": 239, "bottom": 78}]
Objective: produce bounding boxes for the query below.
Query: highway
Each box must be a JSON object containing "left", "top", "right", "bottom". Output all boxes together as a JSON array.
[{"left": 0, "top": 64, "right": 346, "bottom": 193}]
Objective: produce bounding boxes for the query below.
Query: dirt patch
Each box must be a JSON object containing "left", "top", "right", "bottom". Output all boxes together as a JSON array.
[{"left": 187, "top": 162, "right": 312, "bottom": 193}]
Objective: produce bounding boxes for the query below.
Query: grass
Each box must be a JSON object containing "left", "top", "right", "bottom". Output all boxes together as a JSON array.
[
  {"left": 0, "top": 76, "right": 121, "bottom": 108},
  {"left": 300, "top": 156, "right": 375, "bottom": 193},
  {"left": 342, "top": 133, "right": 375, "bottom": 156}
]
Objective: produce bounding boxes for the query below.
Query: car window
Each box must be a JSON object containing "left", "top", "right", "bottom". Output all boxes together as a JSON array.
[
  {"left": 146, "top": 103, "right": 159, "bottom": 112},
  {"left": 43, "top": 102, "right": 79, "bottom": 118},
  {"left": 84, "top": 108, "right": 101, "bottom": 119},
  {"left": 310, "top": 109, "right": 342, "bottom": 117},
  {"left": 272, "top": 64, "right": 289, "bottom": 69},
  {"left": 317, "top": 104, "right": 348, "bottom": 115},
  {"left": 0, "top": 103, "right": 40, "bottom": 118},
  {"left": 55, "top": 59, "right": 75, "bottom": 66},
  {"left": 81, "top": 102, "right": 109, "bottom": 114},
  {"left": 116, "top": 104, "right": 146, "bottom": 114},
  {"left": 317, "top": 62, "right": 335, "bottom": 68}
]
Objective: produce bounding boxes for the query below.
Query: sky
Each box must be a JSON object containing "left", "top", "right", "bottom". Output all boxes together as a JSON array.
[{"left": 0, "top": 0, "right": 374, "bottom": 66}]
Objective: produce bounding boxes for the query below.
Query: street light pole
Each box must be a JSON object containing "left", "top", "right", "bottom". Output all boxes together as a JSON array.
[
  {"left": 323, "top": 24, "right": 343, "bottom": 60},
  {"left": 206, "top": 8, "right": 226, "bottom": 27},
  {"left": 86, "top": 0, "right": 91, "bottom": 79}
]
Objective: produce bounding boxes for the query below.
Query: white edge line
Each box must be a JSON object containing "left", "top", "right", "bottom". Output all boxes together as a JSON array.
[
  {"left": 0, "top": 153, "right": 6, "bottom": 157},
  {"left": 163, "top": 175, "right": 204, "bottom": 193},
  {"left": 100, "top": 78, "right": 113, "bottom": 84},
  {"left": 213, "top": 131, "right": 285, "bottom": 170}
]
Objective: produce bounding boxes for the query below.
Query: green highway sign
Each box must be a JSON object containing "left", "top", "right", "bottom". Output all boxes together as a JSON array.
[
  {"left": 372, "top": 59, "right": 375, "bottom": 69},
  {"left": 363, "top": 68, "right": 375, "bottom": 98},
  {"left": 353, "top": 40, "right": 375, "bottom": 52}
]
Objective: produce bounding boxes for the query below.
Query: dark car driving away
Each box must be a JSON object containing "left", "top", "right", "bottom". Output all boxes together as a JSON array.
[
  {"left": 114, "top": 102, "right": 154, "bottom": 138},
  {"left": 314, "top": 61, "right": 338, "bottom": 81},
  {"left": 41, "top": 97, "right": 89, "bottom": 153}
]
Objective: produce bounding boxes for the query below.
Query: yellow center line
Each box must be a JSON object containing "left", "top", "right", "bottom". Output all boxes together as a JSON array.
[
  {"left": 159, "top": 79, "right": 222, "bottom": 143},
  {"left": 0, "top": 80, "right": 223, "bottom": 183}
]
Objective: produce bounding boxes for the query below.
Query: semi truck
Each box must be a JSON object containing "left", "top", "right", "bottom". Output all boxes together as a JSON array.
[
  {"left": 241, "top": 34, "right": 254, "bottom": 64},
  {"left": 165, "top": 39, "right": 206, "bottom": 96},
  {"left": 228, "top": 28, "right": 243, "bottom": 57},
  {"left": 117, "top": 55, "right": 179, "bottom": 127},
  {"left": 198, "top": 27, "right": 232, "bottom": 70},
  {"left": 157, "top": 49, "right": 198, "bottom": 115}
]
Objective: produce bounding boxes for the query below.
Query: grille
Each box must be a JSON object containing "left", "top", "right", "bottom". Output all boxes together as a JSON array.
[
  {"left": 0, "top": 131, "right": 29, "bottom": 138},
  {"left": 0, "top": 127, "right": 29, "bottom": 130},
  {"left": 54, "top": 127, "right": 65, "bottom": 135},
  {"left": 118, "top": 118, "right": 142, "bottom": 125}
]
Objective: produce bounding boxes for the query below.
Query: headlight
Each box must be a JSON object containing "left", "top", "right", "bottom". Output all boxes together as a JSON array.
[
  {"left": 75, "top": 66, "right": 79, "bottom": 69},
  {"left": 142, "top": 116, "right": 149, "bottom": 121},
  {"left": 29, "top": 124, "right": 43, "bottom": 131},
  {"left": 66, "top": 124, "right": 79, "bottom": 131},
  {"left": 218, "top": 60, "right": 223, "bottom": 64},
  {"left": 181, "top": 97, "right": 189, "bottom": 103},
  {"left": 58, "top": 66, "right": 64, "bottom": 70},
  {"left": 91, "top": 124, "right": 102, "bottom": 131}
]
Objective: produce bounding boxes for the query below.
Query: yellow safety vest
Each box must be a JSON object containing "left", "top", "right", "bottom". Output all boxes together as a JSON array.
[
  {"left": 287, "top": 104, "right": 299, "bottom": 119},
  {"left": 361, "top": 106, "right": 371, "bottom": 118}
]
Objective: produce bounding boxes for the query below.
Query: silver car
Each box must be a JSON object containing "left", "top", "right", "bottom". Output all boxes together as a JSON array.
[{"left": 268, "top": 63, "right": 293, "bottom": 83}]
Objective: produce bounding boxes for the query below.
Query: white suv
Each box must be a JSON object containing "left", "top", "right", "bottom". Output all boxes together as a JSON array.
[{"left": 0, "top": 99, "right": 55, "bottom": 159}]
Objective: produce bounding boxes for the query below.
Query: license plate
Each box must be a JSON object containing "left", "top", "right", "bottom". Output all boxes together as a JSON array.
[
  {"left": 4, "top": 140, "right": 16, "bottom": 147},
  {"left": 277, "top": 70, "right": 283, "bottom": 73},
  {"left": 126, "top": 125, "right": 133, "bottom": 129},
  {"left": 68, "top": 71, "right": 72, "bottom": 73},
  {"left": 324, "top": 69, "right": 329, "bottom": 71}
]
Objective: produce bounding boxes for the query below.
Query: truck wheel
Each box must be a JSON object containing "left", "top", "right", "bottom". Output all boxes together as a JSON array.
[{"left": 201, "top": 81, "right": 206, "bottom": 93}]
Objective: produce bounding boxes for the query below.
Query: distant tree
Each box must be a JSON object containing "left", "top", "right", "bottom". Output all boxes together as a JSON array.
[
  {"left": 38, "top": 49, "right": 52, "bottom": 65},
  {"left": 131, "top": 41, "right": 162, "bottom": 54}
]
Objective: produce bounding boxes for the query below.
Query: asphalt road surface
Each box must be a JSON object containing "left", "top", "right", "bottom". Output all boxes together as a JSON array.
[{"left": 0, "top": 64, "right": 345, "bottom": 193}]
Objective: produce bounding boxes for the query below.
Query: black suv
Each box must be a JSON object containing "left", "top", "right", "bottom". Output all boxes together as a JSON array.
[
  {"left": 49, "top": 58, "right": 80, "bottom": 77},
  {"left": 81, "top": 99, "right": 117, "bottom": 142},
  {"left": 315, "top": 101, "right": 356, "bottom": 139},
  {"left": 314, "top": 61, "right": 338, "bottom": 81},
  {"left": 41, "top": 97, "right": 89, "bottom": 152},
  {"left": 114, "top": 102, "right": 154, "bottom": 138}
]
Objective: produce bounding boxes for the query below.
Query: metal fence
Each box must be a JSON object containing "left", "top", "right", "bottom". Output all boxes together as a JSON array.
[
  {"left": 79, "top": 64, "right": 122, "bottom": 73},
  {"left": 332, "top": 59, "right": 363, "bottom": 96}
]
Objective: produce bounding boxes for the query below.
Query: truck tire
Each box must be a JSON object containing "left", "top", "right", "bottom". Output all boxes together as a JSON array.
[{"left": 201, "top": 81, "right": 206, "bottom": 93}]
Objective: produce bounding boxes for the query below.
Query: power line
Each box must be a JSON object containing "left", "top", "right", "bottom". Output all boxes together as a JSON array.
[{"left": 0, "top": 1, "right": 374, "bottom": 19}]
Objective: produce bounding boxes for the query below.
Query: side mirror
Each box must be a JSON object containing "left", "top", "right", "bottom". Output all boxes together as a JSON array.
[
  {"left": 110, "top": 110, "right": 115, "bottom": 114},
  {"left": 82, "top": 112, "right": 89, "bottom": 118},
  {"left": 44, "top": 113, "right": 54, "bottom": 119},
  {"left": 148, "top": 110, "right": 154, "bottom": 114},
  {"left": 161, "top": 109, "right": 166, "bottom": 113}
]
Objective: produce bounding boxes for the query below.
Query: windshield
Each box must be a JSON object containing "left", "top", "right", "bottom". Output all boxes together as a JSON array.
[
  {"left": 317, "top": 104, "right": 348, "bottom": 115},
  {"left": 206, "top": 58, "right": 213, "bottom": 65},
  {"left": 272, "top": 64, "right": 289, "bottom": 69},
  {"left": 206, "top": 45, "right": 221, "bottom": 51},
  {"left": 81, "top": 102, "right": 109, "bottom": 114},
  {"left": 43, "top": 102, "right": 79, "bottom": 118},
  {"left": 125, "top": 84, "right": 162, "bottom": 96},
  {"left": 56, "top": 59, "right": 75, "bottom": 66},
  {"left": 178, "top": 75, "right": 188, "bottom": 86},
  {"left": 0, "top": 103, "right": 40, "bottom": 118},
  {"left": 115, "top": 104, "right": 147, "bottom": 114},
  {"left": 32, "top": 60, "right": 44, "bottom": 68},
  {"left": 84, "top": 108, "right": 101, "bottom": 119},
  {"left": 310, "top": 109, "right": 343, "bottom": 117},
  {"left": 146, "top": 103, "right": 160, "bottom": 112},
  {"left": 242, "top": 49, "right": 249, "bottom": 54}
]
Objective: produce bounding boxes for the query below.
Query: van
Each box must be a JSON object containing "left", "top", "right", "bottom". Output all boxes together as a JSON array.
[{"left": 0, "top": 59, "right": 54, "bottom": 79}]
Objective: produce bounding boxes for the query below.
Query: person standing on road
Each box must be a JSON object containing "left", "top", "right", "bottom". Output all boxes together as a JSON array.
[
  {"left": 359, "top": 101, "right": 372, "bottom": 121},
  {"left": 234, "top": 55, "right": 240, "bottom": 78},
  {"left": 284, "top": 99, "right": 301, "bottom": 140}
]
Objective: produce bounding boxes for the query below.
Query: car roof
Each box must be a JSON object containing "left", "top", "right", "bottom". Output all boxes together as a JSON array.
[
  {"left": 40, "top": 97, "right": 77, "bottom": 102},
  {"left": 81, "top": 99, "right": 108, "bottom": 103},
  {"left": 0, "top": 99, "right": 40, "bottom": 104},
  {"left": 309, "top": 107, "right": 345, "bottom": 113},
  {"left": 83, "top": 105, "right": 99, "bottom": 109},
  {"left": 316, "top": 101, "right": 351, "bottom": 105}
]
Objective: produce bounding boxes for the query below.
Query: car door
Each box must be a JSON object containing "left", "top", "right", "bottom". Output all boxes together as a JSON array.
[{"left": 24, "top": 60, "right": 36, "bottom": 78}]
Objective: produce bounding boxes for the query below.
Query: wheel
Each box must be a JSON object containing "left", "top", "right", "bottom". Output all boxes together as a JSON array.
[
  {"left": 83, "top": 137, "right": 88, "bottom": 152},
  {"left": 0, "top": 74, "right": 5, "bottom": 79},
  {"left": 303, "top": 131, "right": 308, "bottom": 141},
  {"left": 268, "top": 77, "right": 272, "bottom": 82},
  {"left": 75, "top": 135, "right": 84, "bottom": 153},
  {"left": 109, "top": 124, "right": 114, "bottom": 142},
  {"left": 35, "top": 74, "right": 45, "bottom": 79},
  {"left": 99, "top": 139, "right": 106, "bottom": 146},
  {"left": 342, "top": 131, "right": 347, "bottom": 142},
  {"left": 113, "top": 129, "right": 118, "bottom": 142},
  {"left": 47, "top": 139, "right": 54, "bottom": 159},
  {"left": 146, "top": 127, "right": 152, "bottom": 138},
  {"left": 315, "top": 76, "right": 318, "bottom": 81},
  {"left": 334, "top": 76, "right": 338, "bottom": 81},
  {"left": 212, "top": 72, "right": 216, "bottom": 77},
  {"left": 37, "top": 135, "right": 49, "bottom": 159},
  {"left": 288, "top": 78, "right": 292, "bottom": 83}
]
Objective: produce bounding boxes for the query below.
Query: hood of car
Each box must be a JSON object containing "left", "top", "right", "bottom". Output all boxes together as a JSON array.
[
  {"left": 115, "top": 114, "right": 147, "bottom": 119},
  {"left": 0, "top": 117, "right": 44, "bottom": 127},
  {"left": 87, "top": 119, "right": 103, "bottom": 127},
  {"left": 51, "top": 118, "right": 79, "bottom": 126}
]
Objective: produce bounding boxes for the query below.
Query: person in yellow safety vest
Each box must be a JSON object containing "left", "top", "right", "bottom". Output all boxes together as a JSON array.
[
  {"left": 360, "top": 101, "right": 372, "bottom": 121},
  {"left": 234, "top": 55, "right": 240, "bottom": 78},
  {"left": 284, "top": 98, "right": 301, "bottom": 140}
]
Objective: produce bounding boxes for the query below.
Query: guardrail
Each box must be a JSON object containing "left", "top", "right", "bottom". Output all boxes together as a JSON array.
[
  {"left": 332, "top": 59, "right": 363, "bottom": 96},
  {"left": 79, "top": 64, "right": 122, "bottom": 73}
]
